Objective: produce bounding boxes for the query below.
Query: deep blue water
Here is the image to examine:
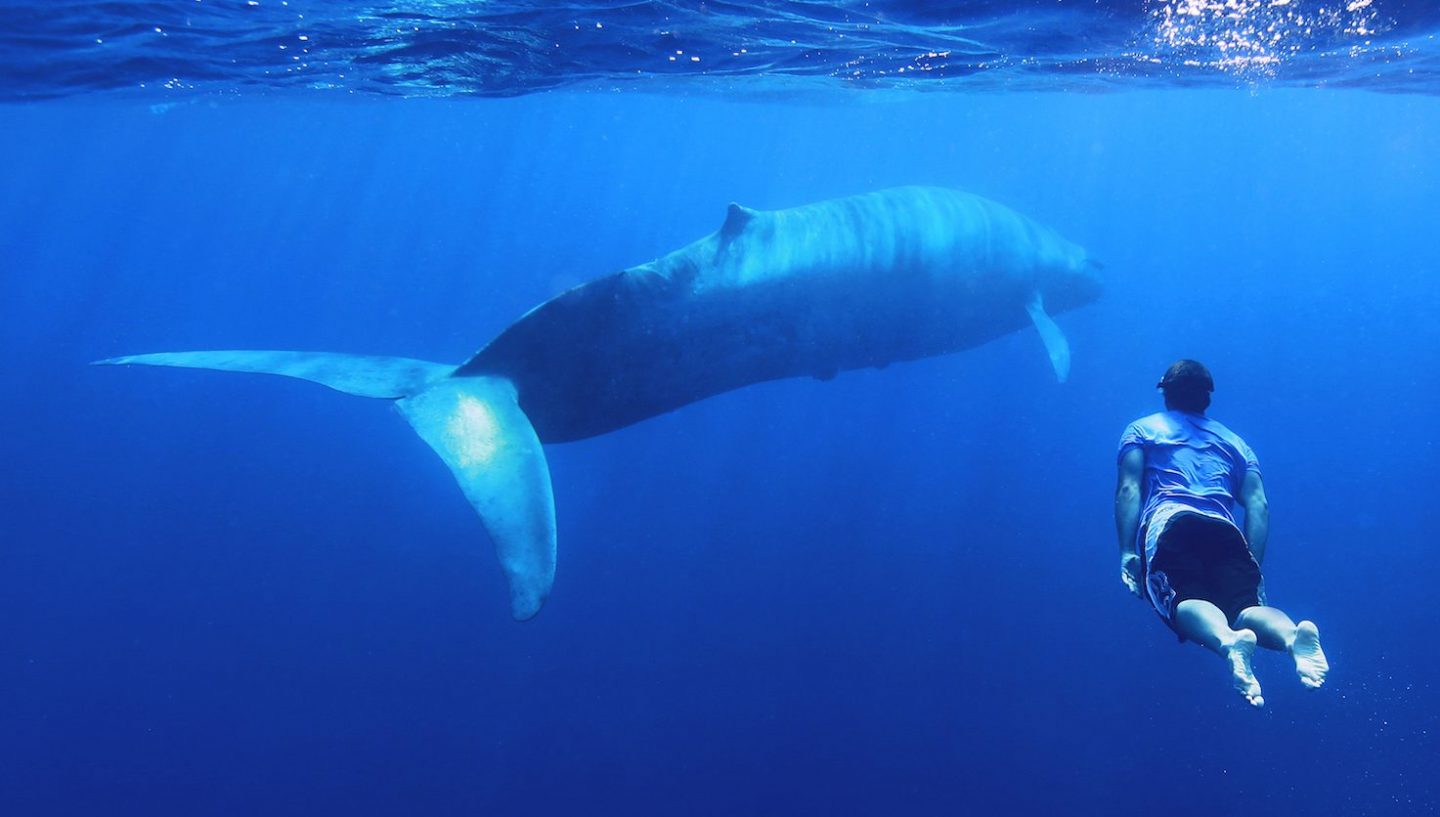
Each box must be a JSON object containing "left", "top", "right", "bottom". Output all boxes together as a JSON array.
[{"left": 3, "top": 4, "right": 1440, "bottom": 817}]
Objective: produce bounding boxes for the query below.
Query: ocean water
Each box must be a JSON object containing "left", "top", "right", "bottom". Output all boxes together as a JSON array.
[{"left": 2, "top": 3, "right": 1439, "bottom": 816}]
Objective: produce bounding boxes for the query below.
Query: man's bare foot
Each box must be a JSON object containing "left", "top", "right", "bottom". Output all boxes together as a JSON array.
[
  {"left": 1291, "top": 620, "right": 1328, "bottom": 689},
  {"left": 1224, "top": 630, "right": 1264, "bottom": 708}
]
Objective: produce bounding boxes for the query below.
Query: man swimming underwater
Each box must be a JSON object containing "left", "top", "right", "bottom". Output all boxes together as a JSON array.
[{"left": 1115, "top": 360, "right": 1329, "bottom": 707}]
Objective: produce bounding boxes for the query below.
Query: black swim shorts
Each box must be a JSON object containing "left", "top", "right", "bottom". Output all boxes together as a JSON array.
[{"left": 1146, "top": 513, "right": 1262, "bottom": 637}]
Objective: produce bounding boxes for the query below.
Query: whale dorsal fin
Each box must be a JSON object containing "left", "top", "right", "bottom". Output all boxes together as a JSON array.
[
  {"left": 716, "top": 203, "right": 760, "bottom": 260},
  {"left": 1025, "top": 291, "right": 1071, "bottom": 383},
  {"left": 721, "top": 203, "right": 757, "bottom": 238}
]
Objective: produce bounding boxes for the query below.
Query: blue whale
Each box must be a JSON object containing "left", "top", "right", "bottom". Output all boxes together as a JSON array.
[{"left": 98, "top": 187, "right": 1102, "bottom": 620}]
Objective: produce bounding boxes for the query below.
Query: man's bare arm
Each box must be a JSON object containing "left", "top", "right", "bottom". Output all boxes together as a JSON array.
[
  {"left": 1240, "top": 470, "right": 1270, "bottom": 566},
  {"left": 1115, "top": 447, "right": 1144, "bottom": 595}
]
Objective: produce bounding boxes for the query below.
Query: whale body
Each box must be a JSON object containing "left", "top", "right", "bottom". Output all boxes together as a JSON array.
[{"left": 97, "top": 187, "right": 1102, "bottom": 621}]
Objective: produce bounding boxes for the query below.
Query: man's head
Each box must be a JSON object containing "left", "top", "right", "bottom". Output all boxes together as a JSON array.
[{"left": 1158, "top": 359, "right": 1213, "bottom": 414}]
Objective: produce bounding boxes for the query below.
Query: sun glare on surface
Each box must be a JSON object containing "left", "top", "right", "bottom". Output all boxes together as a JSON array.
[{"left": 1147, "top": 0, "right": 1384, "bottom": 76}]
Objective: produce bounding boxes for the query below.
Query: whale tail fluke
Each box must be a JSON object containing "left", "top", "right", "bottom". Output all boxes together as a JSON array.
[
  {"left": 95, "top": 351, "right": 557, "bottom": 621},
  {"left": 92, "top": 350, "right": 456, "bottom": 399},
  {"left": 397, "top": 377, "right": 556, "bottom": 621}
]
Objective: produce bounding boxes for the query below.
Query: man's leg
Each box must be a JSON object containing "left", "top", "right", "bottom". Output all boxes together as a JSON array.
[
  {"left": 1173, "top": 599, "right": 1264, "bottom": 708},
  {"left": 1236, "top": 606, "right": 1328, "bottom": 689},
  {"left": 1234, "top": 605, "right": 1296, "bottom": 649}
]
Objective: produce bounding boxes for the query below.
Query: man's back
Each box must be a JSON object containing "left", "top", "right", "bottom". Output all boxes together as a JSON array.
[{"left": 1118, "top": 410, "right": 1259, "bottom": 533}]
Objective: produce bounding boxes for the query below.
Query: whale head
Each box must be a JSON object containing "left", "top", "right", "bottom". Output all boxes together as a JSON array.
[{"left": 1036, "top": 247, "right": 1104, "bottom": 318}]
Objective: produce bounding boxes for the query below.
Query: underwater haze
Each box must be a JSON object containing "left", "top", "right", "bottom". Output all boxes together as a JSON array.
[{"left": 2, "top": 2, "right": 1439, "bottom": 816}]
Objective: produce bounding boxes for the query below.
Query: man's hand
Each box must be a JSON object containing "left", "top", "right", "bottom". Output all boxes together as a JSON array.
[{"left": 1121, "top": 553, "right": 1142, "bottom": 597}]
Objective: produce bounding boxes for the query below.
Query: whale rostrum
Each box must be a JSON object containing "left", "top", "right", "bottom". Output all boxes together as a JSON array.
[{"left": 96, "top": 186, "right": 1102, "bottom": 620}]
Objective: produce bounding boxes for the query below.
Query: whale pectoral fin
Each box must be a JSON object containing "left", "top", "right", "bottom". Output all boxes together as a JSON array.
[
  {"left": 1025, "top": 292, "right": 1072, "bottom": 383},
  {"left": 397, "top": 377, "right": 556, "bottom": 621}
]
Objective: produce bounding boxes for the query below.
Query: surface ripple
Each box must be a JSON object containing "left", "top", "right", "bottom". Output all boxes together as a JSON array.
[{"left": 1, "top": 0, "right": 1438, "bottom": 100}]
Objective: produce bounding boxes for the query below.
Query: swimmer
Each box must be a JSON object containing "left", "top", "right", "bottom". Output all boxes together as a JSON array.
[{"left": 1115, "top": 360, "right": 1329, "bottom": 708}]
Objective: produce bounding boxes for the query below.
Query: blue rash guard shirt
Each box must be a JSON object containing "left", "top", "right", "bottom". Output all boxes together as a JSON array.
[{"left": 1118, "top": 410, "right": 1261, "bottom": 567}]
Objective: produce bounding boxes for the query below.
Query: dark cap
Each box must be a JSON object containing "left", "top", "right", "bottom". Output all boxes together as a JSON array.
[{"left": 1157, "top": 359, "right": 1213, "bottom": 392}]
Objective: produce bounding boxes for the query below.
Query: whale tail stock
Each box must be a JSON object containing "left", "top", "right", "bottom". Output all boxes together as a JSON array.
[{"left": 92, "top": 351, "right": 557, "bottom": 621}]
